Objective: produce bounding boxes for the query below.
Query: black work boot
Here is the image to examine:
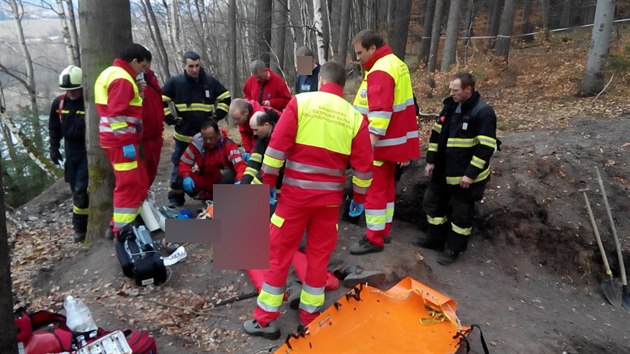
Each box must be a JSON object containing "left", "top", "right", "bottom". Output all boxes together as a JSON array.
[
  {"left": 243, "top": 320, "right": 281, "bottom": 340},
  {"left": 349, "top": 236, "right": 383, "bottom": 255},
  {"left": 437, "top": 248, "right": 459, "bottom": 266},
  {"left": 414, "top": 223, "right": 448, "bottom": 250},
  {"left": 334, "top": 265, "right": 386, "bottom": 288},
  {"left": 168, "top": 182, "right": 185, "bottom": 207},
  {"left": 73, "top": 232, "right": 86, "bottom": 243}
]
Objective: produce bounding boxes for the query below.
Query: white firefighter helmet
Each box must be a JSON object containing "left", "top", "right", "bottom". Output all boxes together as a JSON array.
[{"left": 58, "top": 65, "right": 82, "bottom": 90}]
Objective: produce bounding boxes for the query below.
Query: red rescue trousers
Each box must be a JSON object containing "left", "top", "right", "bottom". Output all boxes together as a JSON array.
[
  {"left": 254, "top": 202, "right": 339, "bottom": 327},
  {"left": 365, "top": 161, "right": 397, "bottom": 247},
  {"left": 103, "top": 145, "right": 149, "bottom": 233},
  {"left": 246, "top": 251, "right": 340, "bottom": 293},
  {"left": 141, "top": 136, "right": 163, "bottom": 187}
]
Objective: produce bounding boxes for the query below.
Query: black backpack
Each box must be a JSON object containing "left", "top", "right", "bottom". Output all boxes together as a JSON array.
[{"left": 115, "top": 222, "right": 167, "bottom": 286}]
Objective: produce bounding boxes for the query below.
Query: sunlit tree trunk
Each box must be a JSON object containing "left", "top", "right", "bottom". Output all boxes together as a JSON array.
[
  {"left": 580, "top": 0, "right": 616, "bottom": 96},
  {"left": 79, "top": 0, "right": 131, "bottom": 244}
]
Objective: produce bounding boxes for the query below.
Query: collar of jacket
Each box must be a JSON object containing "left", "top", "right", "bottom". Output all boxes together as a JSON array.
[
  {"left": 185, "top": 67, "right": 206, "bottom": 83},
  {"left": 113, "top": 58, "right": 138, "bottom": 79},
  {"left": 362, "top": 44, "right": 394, "bottom": 71},
  {"left": 319, "top": 82, "right": 344, "bottom": 98},
  {"left": 443, "top": 91, "right": 481, "bottom": 112}
]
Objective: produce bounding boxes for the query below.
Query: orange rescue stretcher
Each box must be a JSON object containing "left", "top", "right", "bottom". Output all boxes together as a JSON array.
[{"left": 275, "top": 277, "right": 480, "bottom": 353}]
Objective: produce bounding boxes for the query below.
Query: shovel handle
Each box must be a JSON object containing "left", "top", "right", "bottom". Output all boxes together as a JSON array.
[
  {"left": 582, "top": 191, "right": 613, "bottom": 276},
  {"left": 596, "top": 167, "right": 628, "bottom": 286}
]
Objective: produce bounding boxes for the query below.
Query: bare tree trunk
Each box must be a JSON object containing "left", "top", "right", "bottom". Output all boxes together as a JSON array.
[
  {"left": 328, "top": 0, "right": 341, "bottom": 61},
  {"left": 55, "top": 0, "right": 75, "bottom": 65},
  {"left": 7, "top": 0, "right": 43, "bottom": 151},
  {"left": 256, "top": 0, "right": 273, "bottom": 65},
  {"left": 580, "top": 0, "right": 616, "bottom": 96},
  {"left": 65, "top": 0, "right": 81, "bottom": 65},
  {"left": 229, "top": 0, "right": 238, "bottom": 99},
  {"left": 164, "top": 0, "right": 184, "bottom": 58},
  {"left": 441, "top": 0, "right": 462, "bottom": 72},
  {"left": 272, "top": 0, "right": 288, "bottom": 72},
  {"left": 418, "top": 0, "right": 436, "bottom": 67},
  {"left": 493, "top": 0, "right": 517, "bottom": 60},
  {"left": 559, "top": 0, "right": 573, "bottom": 28},
  {"left": 142, "top": 0, "right": 170, "bottom": 81},
  {"left": 79, "top": 0, "right": 131, "bottom": 244},
  {"left": 427, "top": 0, "right": 445, "bottom": 73},
  {"left": 386, "top": 0, "right": 394, "bottom": 41},
  {"left": 486, "top": 0, "right": 502, "bottom": 48},
  {"left": 388, "top": 0, "right": 412, "bottom": 61},
  {"left": 313, "top": 0, "right": 327, "bottom": 63},
  {"left": 521, "top": 0, "right": 535, "bottom": 42},
  {"left": 0, "top": 156, "right": 16, "bottom": 354},
  {"left": 541, "top": 0, "right": 551, "bottom": 41},
  {"left": 337, "top": 0, "right": 352, "bottom": 64}
]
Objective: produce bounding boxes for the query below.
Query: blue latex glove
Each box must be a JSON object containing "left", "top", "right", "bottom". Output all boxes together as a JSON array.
[
  {"left": 234, "top": 180, "right": 241, "bottom": 184},
  {"left": 242, "top": 152, "right": 250, "bottom": 162},
  {"left": 270, "top": 188, "right": 277, "bottom": 205},
  {"left": 182, "top": 177, "right": 195, "bottom": 194},
  {"left": 122, "top": 144, "right": 136, "bottom": 159},
  {"left": 348, "top": 200, "right": 364, "bottom": 217}
]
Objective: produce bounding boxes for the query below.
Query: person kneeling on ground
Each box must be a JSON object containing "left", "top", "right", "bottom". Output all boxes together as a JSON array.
[{"left": 177, "top": 120, "right": 246, "bottom": 201}]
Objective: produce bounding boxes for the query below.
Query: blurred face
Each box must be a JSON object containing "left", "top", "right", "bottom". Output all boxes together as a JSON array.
[
  {"left": 354, "top": 43, "right": 375, "bottom": 65},
  {"left": 129, "top": 58, "right": 149, "bottom": 75},
  {"left": 201, "top": 127, "right": 219, "bottom": 149},
  {"left": 253, "top": 69, "right": 269, "bottom": 82},
  {"left": 449, "top": 79, "right": 473, "bottom": 103},
  {"left": 184, "top": 58, "right": 201, "bottom": 78},
  {"left": 231, "top": 108, "right": 250, "bottom": 126},
  {"left": 144, "top": 61, "right": 152, "bottom": 73}
]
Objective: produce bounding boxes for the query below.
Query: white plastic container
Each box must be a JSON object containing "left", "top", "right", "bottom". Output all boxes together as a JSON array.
[{"left": 64, "top": 295, "right": 98, "bottom": 333}]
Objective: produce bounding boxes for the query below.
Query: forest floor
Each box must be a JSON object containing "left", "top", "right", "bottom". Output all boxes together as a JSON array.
[{"left": 8, "top": 27, "right": 630, "bottom": 353}]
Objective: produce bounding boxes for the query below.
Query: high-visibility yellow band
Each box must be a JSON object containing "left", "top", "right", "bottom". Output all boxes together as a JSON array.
[
  {"left": 270, "top": 213, "right": 284, "bottom": 228},
  {"left": 352, "top": 175, "right": 372, "bottom": 188},
  {"left": 113, "top": 161, "right": 138, "bottom": 171},
  {"left": 263, "top": 155, "right": 285, "bottom": 169}
]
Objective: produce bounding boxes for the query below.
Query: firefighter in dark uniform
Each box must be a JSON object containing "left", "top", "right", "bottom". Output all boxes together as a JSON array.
[
  {"left": 162, "top": 51, "right": 231, "bottom": 207},
  {"left": 48, "top": 65, "right": 88, "bottom": 242},
  {"left": 417, "top": 72, "right": 499, "bottom": 265}
]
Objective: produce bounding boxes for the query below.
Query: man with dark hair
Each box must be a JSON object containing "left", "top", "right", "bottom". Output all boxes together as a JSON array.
[
  {"left": 95, "top": 43, "right": 151, "bottom": 236},
  {"left": 243, "top": 61, "right": 373, "bottom": 339},
  {"left": 178, "top": 120, "right": 246, "bottom": 201},
  {"left": 243, "top": 59, "right": 291, "bottom": 111},
  {"left": 295, "top": 46, "right": 320, "bottom": 93},
  {"left": 49, "top": 65, "right": 88, "bottom": 242},
  {"left": 162, "top": 50, "right": 231, "bottom": 207},
  {"left": 348, "top": 29, "right": 421, "bottom": 255},
  {"left": 228, "top": 98, "right": 279, "bottom": 154},
  {"left": 417, "top": 72, "right": 498, "bottom": 265}
]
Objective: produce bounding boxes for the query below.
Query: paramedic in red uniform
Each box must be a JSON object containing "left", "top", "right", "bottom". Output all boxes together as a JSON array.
[
  {"left": 348, "top": 29, "right": 421, "bottom": 255},
  {"left": 139, "top": 58, "right": 165, "bottom": 187},
  {"left": 228, "top": 98, "right": 279, "bottom": 154},
  {"left": 178, "top": 120, "right": 246, "bottom": 200},
  {"left": 95, "top": 43, "right": 151, "bottom": 235},
  {"left": 242, "top": 61, "right": 373, "bottom": 339},
  {"left": 242, "top": 59, "right": 291, "bottom": 112}
]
